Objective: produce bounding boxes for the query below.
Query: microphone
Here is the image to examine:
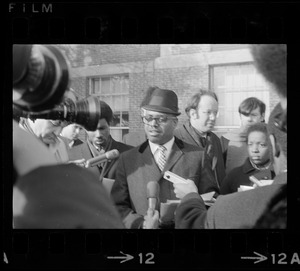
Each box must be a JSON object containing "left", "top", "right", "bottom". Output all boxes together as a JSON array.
[
  {"left": 85, "top": 149, "right": 119, "bottom": 168},
  {"left": 146, "top": 181, "right": 160, "bottom": 213}
]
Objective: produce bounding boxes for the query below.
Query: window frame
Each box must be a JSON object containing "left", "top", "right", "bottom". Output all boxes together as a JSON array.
[
  {"left": 209, "top": 62, "right": 270, "bottom": 129},
  {"left": 87, "top": 74, "right": 130, "bottom": 142}
]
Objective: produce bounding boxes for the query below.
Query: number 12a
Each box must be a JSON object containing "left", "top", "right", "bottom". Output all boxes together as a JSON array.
[{"left": 271, "top": 253, "right": 300, "bottom": 265}]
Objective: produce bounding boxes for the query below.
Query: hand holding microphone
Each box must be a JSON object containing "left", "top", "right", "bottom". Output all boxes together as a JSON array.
[
  {"left": 68, "top": 159, "right": 86, "bottom": 167},
  {"left": 143, "top": 181, "right": 160, "bottom": 229},
  {"left": 143, "top": 209, "right": 159, "bottom": 229},
  {"left": 85, "top": 149, "right": 119, "bottom": 168}
]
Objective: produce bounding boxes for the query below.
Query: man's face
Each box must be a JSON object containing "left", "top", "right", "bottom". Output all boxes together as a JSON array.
[
  {"left": 247, "top": 131, "right": 271, "bottom": 166},
  {"left": 240, "top": 107, "right": 265, "bottom": 130},
  {"left": 142, "top": 110, "right": 178, "bottom": 145},
  {"left": 191, "top": 95, "right": 218, "bottom": 134},
  {"left": 61, "top": 124, "right": 82, "bottom": 140},
  {"left": 31, "top": 119, "right": 63, "bottom": 145},
  {"left": 87, "top": 118, "right": 110, "bottom": 149}
]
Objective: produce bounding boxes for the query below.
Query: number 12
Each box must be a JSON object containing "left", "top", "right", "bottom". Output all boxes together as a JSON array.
[{"left": 139, "top": 253, "right": 155, "bottom": 264}]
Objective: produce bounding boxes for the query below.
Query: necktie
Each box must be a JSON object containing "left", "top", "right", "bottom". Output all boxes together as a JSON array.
[
  {"left": 199, "top": 136, "right": 207, "bottom": 148},
  {"left": 157, "top": 145, "right": 167, "bottom": 171}
]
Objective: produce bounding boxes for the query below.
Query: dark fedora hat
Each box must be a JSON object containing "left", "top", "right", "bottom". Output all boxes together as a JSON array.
[{"left": 141, "top": 87, "right": 181, "bottom": 116}]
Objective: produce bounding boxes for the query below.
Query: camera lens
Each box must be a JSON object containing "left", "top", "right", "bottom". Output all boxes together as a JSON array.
[
  {"left": 13, "top": 45, "right": 69, "bottom": 112},
  {"left": 13, "top": 96, "right": 102, "bottom": 132}
]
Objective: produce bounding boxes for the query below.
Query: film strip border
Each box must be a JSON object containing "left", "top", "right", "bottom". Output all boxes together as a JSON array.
[
  {"left": 4, "top": 230, "right": 300, "bottom": 269},
  {"left": 6, "top": 2, "right": 299, "bottom": 270},
  {"left": 7, "top": 2, "right": 293, "bottom": 43}
]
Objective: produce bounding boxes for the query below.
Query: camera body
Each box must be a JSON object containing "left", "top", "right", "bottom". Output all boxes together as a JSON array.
[
  {"left": 13, "top": 44, "right": 69, "bottom": 112},
  {"left": 13, "top": 45, "right": 102, "bottom": 131}
]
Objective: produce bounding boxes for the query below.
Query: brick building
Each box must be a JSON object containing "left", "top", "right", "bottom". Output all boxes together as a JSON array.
[{"left": 57, "top": 44, "right": 280, "bottom": 146}]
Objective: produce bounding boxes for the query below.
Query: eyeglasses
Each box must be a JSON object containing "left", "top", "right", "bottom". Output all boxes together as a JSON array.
[
  {"left": 201, "top": 111, "right": 219, "bottom": 118},
  {"left": 141, "top": 115, "right": 177, "bottom": 125},
  {"left": 274, "top": 110, "right": 287, "bottom": 133}
]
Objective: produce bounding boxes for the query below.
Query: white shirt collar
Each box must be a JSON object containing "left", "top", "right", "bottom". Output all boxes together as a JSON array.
[{"left": 148, "top": 137, "right": 175, "bottom": 159}]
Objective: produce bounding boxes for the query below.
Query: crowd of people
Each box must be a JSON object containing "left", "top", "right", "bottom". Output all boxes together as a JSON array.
[{"left": 12, "top": 44, "right": 287, "bottom": 229}]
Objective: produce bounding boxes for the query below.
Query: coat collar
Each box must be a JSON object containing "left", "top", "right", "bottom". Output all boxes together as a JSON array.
[
  {"left": 86, "top": 137, "right": 118, "bottom": 177},
  {"left": 242, "top": 158, "right": 257, "bottom": 174},
  {"left": 163, "top": 139, "right": 184, "bottom": 173},
  {"left": 138, "top": 136, "right": 185, "bottom": 153},
  {"left": 183, "top": 121, "right": 210, "bottom": 148},
  {"left": 138, "top": 137, "right": 185, "bottom": 177}
]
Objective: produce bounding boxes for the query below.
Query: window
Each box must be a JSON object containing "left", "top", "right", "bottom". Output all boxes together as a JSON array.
[
  {"left": 211, "top": 63, "right": 270, "bottom": 128},
  {"left": 88, "top": 75, "right": 129, "bottom": 142},
  {"left": 211, "top": 44, "right": 249, "bottom": 51}
]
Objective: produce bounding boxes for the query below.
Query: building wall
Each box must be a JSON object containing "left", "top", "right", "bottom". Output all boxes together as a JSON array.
[
  {"left": 58, "top": 44, "right": 160, "bottom": 67},
  {"left": 128, "top": 65, "right": 209, "bottom": 131},
  {"left": 64, "top": 44, "right": 281, "bottom": 145}
]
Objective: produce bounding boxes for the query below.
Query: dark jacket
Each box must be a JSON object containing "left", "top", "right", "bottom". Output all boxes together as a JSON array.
[
  {"left": 220, "top": 129, "right": 248, "bottom": 174},
  {"left": 220, "top": 158, "right": 275, "bottom": 195},
  {"left": 13, "top": 164, "right": 124, "bottom": 229},
  {"left": 68, "top": 136, "right": 133, "bottom": 180},
  {"left": 175, "top": 172, "right": 286, "bottom": 229},
  {"left": 111, "top": 137, "right": 219, "bottom": 229},
  {"left": 174, "top": 121, "right": 226, "bottom": 187}
]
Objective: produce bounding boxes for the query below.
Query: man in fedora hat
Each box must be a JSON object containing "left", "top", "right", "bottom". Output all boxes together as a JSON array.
[{"left": 111, "top": 86, "right": 219, "bottom": 229}]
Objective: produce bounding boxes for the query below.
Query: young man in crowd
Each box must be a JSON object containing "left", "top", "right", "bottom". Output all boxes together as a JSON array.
[
  {"left": 220, "top": 122, "right": 275, "bottom": 194},
  {"left": 68, "top": 99, "right": 133, "bottom": 181},
  {"left": 220, "top": 97, "right": 266, "bottom": 174}
]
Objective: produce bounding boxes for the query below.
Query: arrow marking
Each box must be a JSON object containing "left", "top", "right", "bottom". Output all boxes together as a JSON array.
[
  {"left": 107, "top": 251, "right": 134, "bottom": 263},
  {"left": 241, "top": 251, "right": 268, "bottom": 264}
]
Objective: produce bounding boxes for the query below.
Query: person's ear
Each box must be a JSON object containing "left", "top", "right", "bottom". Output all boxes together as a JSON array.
[
  {"left": 189, "top": 109, "right": 197, "bottom": 119},
  {"left": 261, "top": 113, "right": 265, "bottom": 122},
  {"left": 269, "top": 134, "right": 280, "bottom": 158},
  {"left": 172, "top": 118, "right": 178, "bottom": 128}
]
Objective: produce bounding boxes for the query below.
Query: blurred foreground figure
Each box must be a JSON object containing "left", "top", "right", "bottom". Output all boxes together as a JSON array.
[
  {"left": 14, "top": 115, "right": 124, "bottom": 229},
  {"left": 13, "top": 44, "right": 124, "bottom": 228},
  {"left": 19, "top": 117, "right": 69, "bottom": 163}
]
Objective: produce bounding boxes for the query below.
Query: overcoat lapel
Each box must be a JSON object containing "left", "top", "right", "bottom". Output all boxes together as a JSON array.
[
  {"left": 127, "top": 142, "right": 162, "bottom": 213},
  {"left": 162, "top": 140, "right": 184, "bottom": 173},
  {"left": 102, "top": 139, "right": 118, "bottom": 178},
  {"left": 184, "top": 122, "right": 201, "bottom": 148},
  {"left": 140, "top": 143, "right": 162, "bottom": 183},
  {"left": 135, "top": 139, "right": 185, "bottom": 206}
]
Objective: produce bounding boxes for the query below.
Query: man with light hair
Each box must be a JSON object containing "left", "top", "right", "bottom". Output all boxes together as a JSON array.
[
  {"left": 174, "top": 44, "right": 287, "bottom": 229},
  {"left": 175, "top": 90, "right": 225, "bottom": 188}
]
